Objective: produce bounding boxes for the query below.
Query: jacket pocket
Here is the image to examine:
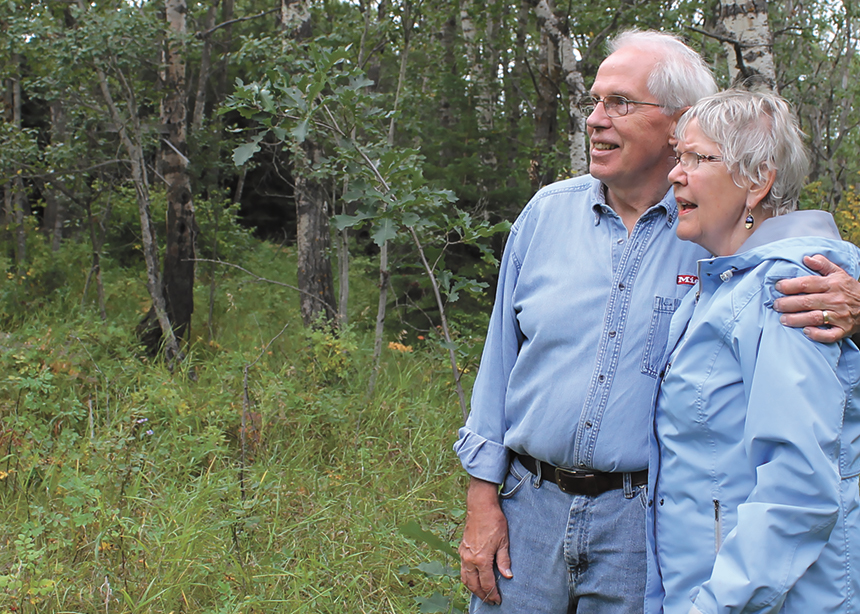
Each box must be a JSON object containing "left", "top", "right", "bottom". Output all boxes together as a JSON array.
[{"left": 641, "top": 296, "right": 682, "bottom": 378}]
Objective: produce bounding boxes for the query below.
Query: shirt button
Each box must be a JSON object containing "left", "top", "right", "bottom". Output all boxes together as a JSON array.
[
  {"left": 598, "top": 374, "right": 605, "bottom": 382},
  {"left": 617, "top": 238, "right": 624, "bottom": 245},
  {"left": 585, "top": 421, "right": 593, "bottom": 428},
  {"left": 618, "top": 282, "right": 626, "bottom": 290},
  {"left": 608, "top": 330, "right": 616, "bottom": 338}
]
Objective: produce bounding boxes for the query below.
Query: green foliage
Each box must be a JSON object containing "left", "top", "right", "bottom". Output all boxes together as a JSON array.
[
  {"left": 0, "top": 238, "right": 476, "bottom": 612},
  {"left": 224, "top": 37, "right": 510, "bottom": 332}
]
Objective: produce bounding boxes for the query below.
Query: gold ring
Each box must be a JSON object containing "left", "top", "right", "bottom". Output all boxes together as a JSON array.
[{"left": 823, "top": 310, "right": 831, "bottom": 325}]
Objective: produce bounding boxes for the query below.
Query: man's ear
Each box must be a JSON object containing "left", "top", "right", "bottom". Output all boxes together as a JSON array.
[{"left": 746, "top": 169, "right": 777, "bottom": 209}]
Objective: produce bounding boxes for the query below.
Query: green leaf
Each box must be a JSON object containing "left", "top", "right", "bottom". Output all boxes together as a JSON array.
[
  {"left": 371, "top": 218, "right": 398, "bottom": 246},
  {"left": 349, "top": 75, "right": 376, "bottom": 90},
  {"left": 272, "top": 126, "right": 287, "bottom": 141},
  {"left": 416, "top": 561, "right": 458, "bottom": 578},
  {"left": 232, "top": 135, "right": 263, "bottom": 166},
  {"left": 401, "top": 212, "right": 421, "bottom": 227},
  {"left": 343, "top": 180, "right": 369, "bottom": 202},
  {"left": 291, "top": 119, "right": 309, "bottom": 143},
  {"left": 417, "top": 592, "right": 453, "bottom": 613},
  {"left": 261, "top": 89, "right": 275, "bottom": 113},
  {"left": 332, "top": 211, "right": 374, "bottom": 230},
  {"left": 281, "top": 86, "right": 307, "bottom": 112},
  {"left": 399, "top": 520, "right": 458, "bottom": 558}
]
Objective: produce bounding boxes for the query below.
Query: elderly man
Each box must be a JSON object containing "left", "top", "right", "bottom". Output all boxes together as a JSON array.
[{"left": 454, "top": 30, "right": 860, "bottom": 613}]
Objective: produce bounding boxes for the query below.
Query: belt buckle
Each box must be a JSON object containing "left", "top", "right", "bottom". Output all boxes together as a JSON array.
[{"left": 554, "top": 467, "right": 597, "bottom": 495}]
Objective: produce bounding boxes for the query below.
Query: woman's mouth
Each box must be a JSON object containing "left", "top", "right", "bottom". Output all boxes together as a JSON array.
[{"left": 677, "top": 199, "right": 698, "bottom": 214}]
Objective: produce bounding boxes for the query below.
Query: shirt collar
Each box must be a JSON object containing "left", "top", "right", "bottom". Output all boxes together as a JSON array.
[{"left": 590, "top": 182, "right": 677, "bottom": 227}]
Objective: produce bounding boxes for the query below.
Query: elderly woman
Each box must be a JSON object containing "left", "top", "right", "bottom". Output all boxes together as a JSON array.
[{"left": 644, "top": 89, "right": 860, "bottom": 614}]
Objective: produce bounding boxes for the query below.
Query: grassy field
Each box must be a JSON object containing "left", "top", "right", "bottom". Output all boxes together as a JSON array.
[{"left": 0, "top": 240, "right": 477, "bottom": 613}]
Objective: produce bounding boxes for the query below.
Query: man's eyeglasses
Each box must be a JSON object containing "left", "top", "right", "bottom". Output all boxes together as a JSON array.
[
  {"left": 578, "top": 95, "right": 664, "bottom": 118},
  {"left": 672, "top": 152, "right": 724, "bottom": 169}
]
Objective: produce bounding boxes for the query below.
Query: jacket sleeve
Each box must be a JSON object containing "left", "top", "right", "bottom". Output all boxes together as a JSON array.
[
  {"left": 452, "top": 210, "right": 528, "bottom": 485},
  {"left": 693, "top": 268, "right": 844, "bottom": 614}
]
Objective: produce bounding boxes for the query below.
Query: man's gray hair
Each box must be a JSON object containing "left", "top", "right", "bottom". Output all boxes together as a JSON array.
[
  {"left": 608, "top": 30, "right": 718, "bottom": 113},
  {"left": 676, "top": 89, "right": 809, "bottom": 216}
]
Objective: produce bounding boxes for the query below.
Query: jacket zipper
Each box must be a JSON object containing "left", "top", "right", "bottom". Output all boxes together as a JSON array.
[{"left": 714, "top": 499, "right": 722, "bottom": 552}]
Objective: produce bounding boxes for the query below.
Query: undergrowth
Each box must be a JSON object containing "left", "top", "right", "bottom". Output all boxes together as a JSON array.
[{"left": 0, "top": 235, "right": 475, "bottom": 613}]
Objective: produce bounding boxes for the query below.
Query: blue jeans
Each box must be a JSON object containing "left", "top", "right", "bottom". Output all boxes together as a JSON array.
[{"left": 471, "top": 457, "right": 648, "bottom": 613}]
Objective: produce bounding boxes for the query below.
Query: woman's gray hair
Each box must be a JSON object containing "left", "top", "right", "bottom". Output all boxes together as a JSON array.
[
  {"left": 676, "top": 89, "right": 809, "bottom": 216},
  {"left": 608, "top": 29, "right": 718, "bottom": 113}
]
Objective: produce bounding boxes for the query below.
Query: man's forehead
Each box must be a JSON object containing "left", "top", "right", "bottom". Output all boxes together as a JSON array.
[{"left": 590, "top": 47, "right": 659, "bottom": 95}]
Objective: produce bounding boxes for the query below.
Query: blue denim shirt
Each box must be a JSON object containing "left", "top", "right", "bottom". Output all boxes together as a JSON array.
[{"left": 454, "top": 175, "right": 706, "bottom": 484}]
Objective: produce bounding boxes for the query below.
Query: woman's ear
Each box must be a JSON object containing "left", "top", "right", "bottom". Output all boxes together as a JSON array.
[{"left": 746, "top": 168, "right": 777, "bottom": 209}]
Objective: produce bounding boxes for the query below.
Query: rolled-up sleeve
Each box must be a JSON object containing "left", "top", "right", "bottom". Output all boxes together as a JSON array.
[{"left": 453, "top": 216, "right": 526, "bottom": 485}]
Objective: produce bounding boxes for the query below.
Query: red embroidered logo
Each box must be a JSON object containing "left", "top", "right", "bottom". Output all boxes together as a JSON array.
[{"left": 677, "top": 275, "right": 698, "bottom": 286}]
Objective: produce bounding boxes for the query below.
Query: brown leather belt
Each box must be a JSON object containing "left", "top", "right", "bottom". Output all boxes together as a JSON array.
[{"left": 517, "top": 454, "right": 647, "bottom": 497}]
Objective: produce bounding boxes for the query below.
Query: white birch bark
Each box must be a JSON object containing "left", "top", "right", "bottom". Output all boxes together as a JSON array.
[
  {"left": 531, "top": 0, "right": 587, "bottom": 176},
  {"left": 718, "top": 0, "right": 777, "bottom": 90}
]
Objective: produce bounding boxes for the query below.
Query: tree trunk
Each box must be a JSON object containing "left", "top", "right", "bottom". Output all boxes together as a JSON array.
[
  {"left": 282, "top": 0, "right": 337, "bottom": 329},
  {"left": 531, "top": 18, "right": 560, "bottom": 189},
  {"left": 387, "top": 0, "right": 412, "bottom": 145},
  {"left": 77, "top": 0, "right": 182, "bottom": 364},
  {"left": 460, "top": 0, "right": 500, "bottom": 213},
  {"left": 336, "top": 178, "right": 350, "bottom": 329},
  {"left": 506, "top": 0, "right": 529, "bottom": 188},
  {"left": 530, "top": 0, "right": 587, "bottom": 176},
  {"left": 43, "top": 100, "right": 70, "bottom": 251},
  {"left": 192, "top": 1, "right": 218, "bottom": 131},
  {"left": 437, "top": 13, "right": 458, "bottom": 164},
  {"left": 717, "top": 0, "right": 777, "bottom": 90},
  {"left": 8, "top": 52, "right": 27, "bottom": 271},
  {"left": 142, "top": 0, "right": 197, "bottom": 347},
  {"left": 217, "top": 0, "right": 234, "bottom": 102},
  {"left": 295, "top": 143, "right": 337, "bottom": 327},
  {"left": 281, "top": 0, "right": 312, "bottom": 39},
  {"left": 82, "top": 194, "right": 111, "bottom": 321}
]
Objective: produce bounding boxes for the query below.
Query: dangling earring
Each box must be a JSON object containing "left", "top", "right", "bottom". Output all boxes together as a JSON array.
[{"left": 744, "top": 209, "right": 755, "bottom": 230}]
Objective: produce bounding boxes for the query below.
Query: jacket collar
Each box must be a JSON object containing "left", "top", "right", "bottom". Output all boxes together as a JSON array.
[{"left": 737, "top": 210, "right": 841, "bottom": 253}]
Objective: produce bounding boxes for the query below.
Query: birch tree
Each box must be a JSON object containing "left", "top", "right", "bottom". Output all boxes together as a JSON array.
[
  {"left": 716, "top": 0, "right": 777, "bottom": 90},
  {"left": 160, "top": 0, "right": 197, "bottom": 342},
  {"left": 282, "top": 0, "right": 337, "bottom": 328},
  {"left": 72, "top": 0, "right": 183, "bottom": 364},
  {"left": 530, "top": 0, "right": 587, "bottom": 176}
]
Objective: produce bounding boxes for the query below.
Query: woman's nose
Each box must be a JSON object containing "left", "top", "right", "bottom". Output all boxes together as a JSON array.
[{"left": 668, "top": 159, "right": 686, "bottom": 184}]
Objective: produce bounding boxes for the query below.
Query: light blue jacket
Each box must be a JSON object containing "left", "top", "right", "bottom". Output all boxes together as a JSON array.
[{"left": 645, "top": 210, "right": 860, "bottom": 614}]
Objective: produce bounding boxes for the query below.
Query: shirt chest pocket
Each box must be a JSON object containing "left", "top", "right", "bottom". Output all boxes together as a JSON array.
[{"left": 641, "top": 296, "right": 682, "bottom": 378}]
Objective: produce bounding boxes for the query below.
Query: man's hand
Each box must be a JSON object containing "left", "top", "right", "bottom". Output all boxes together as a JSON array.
[
  {"left": 459, "top": 477, "right": 513, "bottom": 605},
  {"left": 773, "top": 255, "right": 860, "bottom": 343}
]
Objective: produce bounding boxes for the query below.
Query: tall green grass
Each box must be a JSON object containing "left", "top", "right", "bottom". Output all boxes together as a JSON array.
[{"left": 0, "top": 237, "right": 475, "bottom": 613}]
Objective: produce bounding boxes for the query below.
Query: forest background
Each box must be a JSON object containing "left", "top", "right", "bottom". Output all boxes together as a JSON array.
[{"left": 1, "top": 0, "right": 858, "bottom": 612}]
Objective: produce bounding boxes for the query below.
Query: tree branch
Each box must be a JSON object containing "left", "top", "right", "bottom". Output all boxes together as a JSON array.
[{"left": 196, "top": 7, "right": 279, "bottom": 39}]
